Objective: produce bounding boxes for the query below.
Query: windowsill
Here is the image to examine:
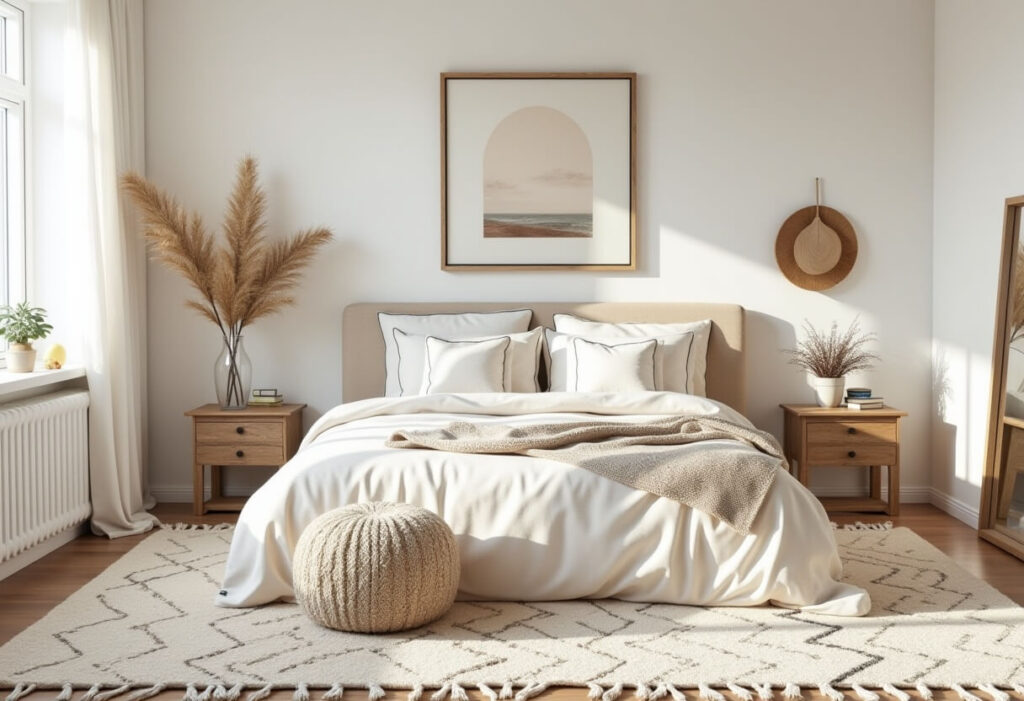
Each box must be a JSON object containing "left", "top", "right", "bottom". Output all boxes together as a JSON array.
[{"left": 0, "top": 365, "right": 86, "bottom": 399}]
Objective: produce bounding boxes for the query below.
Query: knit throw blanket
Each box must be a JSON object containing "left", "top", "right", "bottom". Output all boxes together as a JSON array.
[{"left": 387, "top": 415, "right": 784, "bottom": 534}]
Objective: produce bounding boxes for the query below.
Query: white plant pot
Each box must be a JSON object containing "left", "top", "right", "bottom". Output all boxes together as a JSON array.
[
  {"left": 6, "top": 343, "right": 36, "bottom": 373},
  {"left": 813, "top": 376, "right": 845, "bottom": 407}
]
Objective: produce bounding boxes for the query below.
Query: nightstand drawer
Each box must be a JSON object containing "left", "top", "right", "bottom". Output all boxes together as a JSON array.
[
  {"left": 196, "top": 421, "right": 283, "bottom": 445},
  {"left": 196, "top": 443, "right": 285, "bottom": 465},
  {"left": 806, "top": 443, "right": 897, "bottom": 466},
  {"left": 806, "top": 421, "right": 896, "bottom": 445}
]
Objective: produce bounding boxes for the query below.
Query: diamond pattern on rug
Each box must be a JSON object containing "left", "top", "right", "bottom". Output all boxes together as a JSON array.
[{"left": 1, "top": 527, "right": 1022, "bottom": 688}]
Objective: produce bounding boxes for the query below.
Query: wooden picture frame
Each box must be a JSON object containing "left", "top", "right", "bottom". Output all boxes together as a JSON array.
[
  {"left": 979, "top": 194, "right": 1024, "bottom": 561},
  {"left": 440, "top": 72, "right": 637, "bottom": 271}
]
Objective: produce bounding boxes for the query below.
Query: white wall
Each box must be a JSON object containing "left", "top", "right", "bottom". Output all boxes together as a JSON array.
[
  {"left": 931, "top": 0, "right": 1024, "bottom": 526},
  {"left": 142, "top": 0, "right": 936, "bottom": 501}
]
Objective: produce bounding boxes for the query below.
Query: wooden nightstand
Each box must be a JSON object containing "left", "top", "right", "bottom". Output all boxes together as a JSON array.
[
  {"left": 780, "top": 403, "right": 907, "bottom": 515},
  {"left": 185, "top": 403, "right": 305, "bottom": 515}
]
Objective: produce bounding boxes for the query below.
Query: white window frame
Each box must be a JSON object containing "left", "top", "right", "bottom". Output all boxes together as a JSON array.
[{"left": 0, "top": 0, "right": 27, "bottom": 370}]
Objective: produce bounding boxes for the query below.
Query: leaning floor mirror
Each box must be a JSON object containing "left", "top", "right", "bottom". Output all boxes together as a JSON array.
[{"left": 981, "top": 194, "right": 1024, "bottom": 560}]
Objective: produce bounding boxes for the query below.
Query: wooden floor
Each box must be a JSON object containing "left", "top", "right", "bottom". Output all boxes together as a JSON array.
[{"left": 2, "top": 503, "right": 1023, "bottom": 701}]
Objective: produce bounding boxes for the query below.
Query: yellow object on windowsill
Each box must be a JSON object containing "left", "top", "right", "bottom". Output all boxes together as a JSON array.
[{"left": 43, "top": 343, "right": 66, "bottom": 370}]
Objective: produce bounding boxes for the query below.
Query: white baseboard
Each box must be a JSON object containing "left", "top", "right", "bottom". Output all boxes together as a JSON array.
[
  {"left": 812, "top": 485, "right": 931, "bottom": 503},
  {"left": 928, "top": 487, "right": 979, "bottom": 528},
  {"left": 150, "top": 484, "right": 205, "bottom": 503},
  {"left": 0, "top": 522, "right": 89, "bottom": 581}
]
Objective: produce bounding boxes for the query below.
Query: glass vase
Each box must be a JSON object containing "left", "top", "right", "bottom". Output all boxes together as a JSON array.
[{"left": 215, "top": 335, "right": 252, "bottom": 410}]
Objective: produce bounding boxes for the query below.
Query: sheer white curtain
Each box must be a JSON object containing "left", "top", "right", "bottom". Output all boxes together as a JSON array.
[{"left": 65, "top": 0, "right": 156, "bottom": 536}]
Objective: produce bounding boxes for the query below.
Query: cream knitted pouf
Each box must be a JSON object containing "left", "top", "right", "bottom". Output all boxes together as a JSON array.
[{"left": 292, "top": 502, "right": 461, "bottom": 633}]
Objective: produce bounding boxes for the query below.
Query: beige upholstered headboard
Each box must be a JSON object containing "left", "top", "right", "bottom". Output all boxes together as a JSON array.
[{"left": 342, "top": 302, "right": 745, "bottom": 412}]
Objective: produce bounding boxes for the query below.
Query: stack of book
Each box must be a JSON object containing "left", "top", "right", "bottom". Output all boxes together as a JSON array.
[
  {"left": 845, "top": 387, "right": 883, "bottom": 410},
  {"left": 249, "top": 389, "right": 284, "bottom": 407}
]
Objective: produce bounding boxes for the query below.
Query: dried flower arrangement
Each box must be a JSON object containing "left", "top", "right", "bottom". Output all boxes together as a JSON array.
[
  {"left": 785, "top": 317, "right": 879, "bottom": 379},
  {"left": 121, "top": 157, "right": 332, "bottom": 407}
]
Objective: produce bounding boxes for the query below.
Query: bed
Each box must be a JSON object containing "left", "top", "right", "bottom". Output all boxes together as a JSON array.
[{"left": 217, "top": 303, "right": 869, "bottom": 616}]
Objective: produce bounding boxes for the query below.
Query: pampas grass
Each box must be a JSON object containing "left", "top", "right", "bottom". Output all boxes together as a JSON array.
[
  {"left": 121, "top": 156, "right": 332, "bottom": 405},
  {"left": 785, "top": 318, "right": 879, "bottom": 379}
]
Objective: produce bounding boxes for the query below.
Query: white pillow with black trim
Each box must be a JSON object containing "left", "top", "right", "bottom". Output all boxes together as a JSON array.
[
  {"left": 552, "top": 314, "right": 711, "bottom": 396},
  {"left": 394, "top": 327, "right": 543, "bottom": 395},
  {"left": 420, "top": 335, "right": 511, "bottom": 394},
  {"left": 545, "top": 328, "right": 690, "bottom": 393},
  {"left": 571, "top": 336, "right": 657, "bottom": 393},
  {"left": 378, "top": 309, "right": 532, "bottom": 396}
]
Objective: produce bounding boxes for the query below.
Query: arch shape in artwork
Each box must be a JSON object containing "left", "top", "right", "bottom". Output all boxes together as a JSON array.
[{"left": 482, "top": 106, "right": 593, "bottom": 238}]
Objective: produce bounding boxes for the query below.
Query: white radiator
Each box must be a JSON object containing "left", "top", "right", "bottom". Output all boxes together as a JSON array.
[{"left": 0, "top": 389, "right": 91, "bottom": 564}]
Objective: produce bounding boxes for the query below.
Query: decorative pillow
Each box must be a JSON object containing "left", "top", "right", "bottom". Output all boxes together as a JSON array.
[
  {"left": 552, "top": 314, "right": 712, "bottom": 396},
  {"left": 378, "top": 309, "right": 532, "bottom": 396},
  {"left": 394, "top": 327, "right": 543, "bottom": 395},
  {"left": 420, "top": 336, "right": 511, "bottom": 394},
  {"left": 571, "top": 337, "right": 657, "bottom": 392}
]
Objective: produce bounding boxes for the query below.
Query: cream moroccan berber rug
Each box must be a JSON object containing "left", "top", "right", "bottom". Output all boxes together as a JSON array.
[{"left": 1, "top": 524, "right": 1023, "bottom": 701}]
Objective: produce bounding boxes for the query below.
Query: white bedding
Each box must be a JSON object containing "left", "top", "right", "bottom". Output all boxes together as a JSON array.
[{"left": 218, "top": 392, "right": 870, "bottom": 616}]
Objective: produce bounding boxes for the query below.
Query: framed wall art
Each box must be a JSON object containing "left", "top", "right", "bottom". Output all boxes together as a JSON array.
[{"left": 440, "top": 72, "right": 636, "bottom": 271}]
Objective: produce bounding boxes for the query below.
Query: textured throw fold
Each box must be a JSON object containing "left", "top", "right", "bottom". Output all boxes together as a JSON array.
[{"left": 387, "top": 415, "right": 784, "bottom": 533}]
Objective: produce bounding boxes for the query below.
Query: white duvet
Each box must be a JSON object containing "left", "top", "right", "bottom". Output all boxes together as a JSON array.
[{"left": 218, "top": 392, "right": 870, "bottom": 616}]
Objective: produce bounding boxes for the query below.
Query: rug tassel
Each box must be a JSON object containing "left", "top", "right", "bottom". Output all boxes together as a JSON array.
[
  {"left": 666, "top": 686, "right": 685, "bottom": 701},
  {"left": 753, "top": 685, "right": 773, "bottom": 701},
  {"left": 817, "top": 683, "right": 843, "bottom": 701},
  {"left": 782, "top": 684, "right": 801, "bottom": 700},
  {"left": 914, "top": 683, "right": 933, "bottom": 701},
  {"left": 198, "top": 686, "right": 217, "bottom": 701},
  {"left": 479, "top": 685, "right": 498, "bottom": 701},
  {"left": 727, "top": 684, "right": 754, "bottom": 701},
  {"left": 978, "top": 685, "right": 1009, "bottom": 701},
  {"left": 323, "top": 684, "right": 344, "bottom": 701},
  {"left": 649, "top": 685, "right": 668, "bottom": 701},
  {"left": 451, "top": 684, "right": 469, "bottom": 701},
  {"left": 515, "top": 683, "right": 547, "bottom": 701},
  {"left": 951, "top": 685, "right": 981, "bottom": 701},
  {"left": 635, "top": 683, "right": 651, "bottom": 701},
  {"left": 221, "top": 685, "right": 245, "bottom": 701},
  {"left": 246, "top": 684, "right": 274, "bottom": 701},
  {"left": 408, "top": 685, "right": 423, "bottom": 701},
  {"left": 587, "top": 685, "right": 604, "bottom": 700},
  {"left": 430, "top": 683, "right": 451, "bottom": 701},
  {"left": 184, "top": 685, "right": 200, "bottom": 701},
  {"left": 55, "top": 684, "right": 74, "bottom": 701},
  {"left": 851, "top": 685, "right": 877, "bottom": 701},
  {"left": 6, "top": 683, "right": 36, "bottom": 701},
  {"left": 698, "top": 684, "right": 725, "bottom": 701},
  {"left": 294, "top": 683, "right": 310, "bottom": 701},
  {"left": 603, "top": 683, "right": 624, "bottom": 701},
  {"left": 499, "top": 683, "right": 514, "bottom": 701},
  {"left": 831, "top": 521, "right": 893, "bottom": 531},
  {"left": 881, "top": 686, "right": 909, "bottom": 701},
  {"left": 123, "top": 685, "right": 167, "bottom": 701},
  {"left": 79, "top": 685, "right": 102, "bottom": 701},
  {"left": 368, "top": 685, "right": 386, "bottom": 701}
]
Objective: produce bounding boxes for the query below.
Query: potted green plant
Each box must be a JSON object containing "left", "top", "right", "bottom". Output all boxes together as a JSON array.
[
  {"left": 0, "top": 302, "right": 54, "bottom": 373},
  {"left": 785, "top": 318, "right": 879, "bottom": 407}
]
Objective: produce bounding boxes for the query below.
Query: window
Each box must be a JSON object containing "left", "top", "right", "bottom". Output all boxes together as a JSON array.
[{"left": 0, "top": 0, "right": 25, "bottom": 369}]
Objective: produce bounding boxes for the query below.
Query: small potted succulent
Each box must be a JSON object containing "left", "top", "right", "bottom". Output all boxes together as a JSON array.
[
  {"left": 0, "top": 302, "right": 53, "bottom": 373},
  {"left": 785, "top": 318, "right": 879, "bottom": 407}
]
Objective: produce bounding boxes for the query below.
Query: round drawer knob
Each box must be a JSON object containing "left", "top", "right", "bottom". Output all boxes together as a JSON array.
[
  {"left": 848, "top": 450, "right": 856, "bottom": 458},
  {"left": 236, "top": 426, "right": 245, "bottom": 435},
  {"left": 847, "top": 427, "right": 856, "bottom": 435},
  {"left": 236, "top": 449, "right": 244, "bottom": 458}
]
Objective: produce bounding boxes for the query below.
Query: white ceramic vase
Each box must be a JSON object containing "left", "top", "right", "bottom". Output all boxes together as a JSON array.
[
  {"left": 813, "top": 376, "right": 845, "bottom": 407},
  {"left": 7, "top": 342, "right": 36, "bottom": 373}
]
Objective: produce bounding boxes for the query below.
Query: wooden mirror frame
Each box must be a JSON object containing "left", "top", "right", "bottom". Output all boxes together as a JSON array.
[{"left": 980, "top": 194, "right": 1024, "bottom": 560}]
